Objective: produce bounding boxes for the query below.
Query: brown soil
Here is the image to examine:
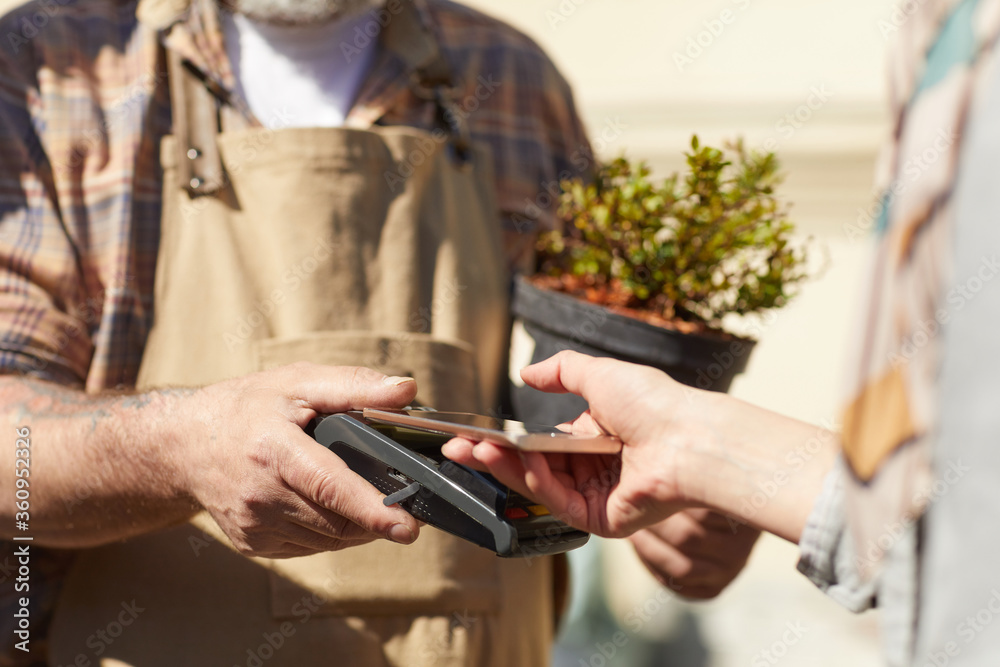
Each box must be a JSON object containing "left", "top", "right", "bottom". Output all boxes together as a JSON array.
[{"left": 526, "top": 274, "right": 739, "bottom": 341}]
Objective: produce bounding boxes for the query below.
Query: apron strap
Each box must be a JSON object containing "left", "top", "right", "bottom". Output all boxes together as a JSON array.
[
  {"left": 375, "top": 0, "right": 473, "bottom": 163},
  {"left": 165, "top": 0, "right": 472, "bottom": 196},
  {"left": 382, "top": 0, "right": 454, "bottom": 89},
  {"left": 167, "top": 49, "right": 229, "bottom": 196}
]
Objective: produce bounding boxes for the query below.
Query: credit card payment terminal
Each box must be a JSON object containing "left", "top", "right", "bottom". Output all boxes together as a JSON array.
[{"left": 310, "top": 412, "right": 590, "bottom": 558}]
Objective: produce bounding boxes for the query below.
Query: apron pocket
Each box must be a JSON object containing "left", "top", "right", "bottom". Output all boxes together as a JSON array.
[
  {"left": 254, "top": 330, "right": 483, "bottom": 412},
  {"left": 265, "top": 531, "right": 502, "bottom": 619},
  {"left": 253, "top": 330, "right": 500, "bottom": 618}
]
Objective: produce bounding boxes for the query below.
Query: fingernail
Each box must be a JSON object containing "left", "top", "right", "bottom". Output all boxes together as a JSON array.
[
  {"left": 383, "top": 376, "right": 415, "bottom": 387},
  {"left": 389, "top": 523, "right": 417, "bottom": 544}
]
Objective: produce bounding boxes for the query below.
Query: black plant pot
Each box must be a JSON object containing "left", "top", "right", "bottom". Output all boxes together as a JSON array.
[{"left": 510, "top": 277, "right": 756, "bottom": 426}]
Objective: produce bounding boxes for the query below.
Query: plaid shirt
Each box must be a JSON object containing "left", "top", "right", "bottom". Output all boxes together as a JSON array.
[
  {"left": 0, "top": 0, "right": 590, "bottom": 662},
  {"left": 0, "top": 0, "right": 591, "bottom": 391}
]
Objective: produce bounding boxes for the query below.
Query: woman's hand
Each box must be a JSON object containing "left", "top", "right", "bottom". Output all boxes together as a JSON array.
[
  {"left": 444, "top": 351, "right": 705, "bottom": 537},
  {"left": 443, "top": 350, "right": 837, "bottom": 544}
]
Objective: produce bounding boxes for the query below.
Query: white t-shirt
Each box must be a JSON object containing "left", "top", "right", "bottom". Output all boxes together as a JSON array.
[{"left": 220, "top": 10, "right": 377, "bottom": 128}]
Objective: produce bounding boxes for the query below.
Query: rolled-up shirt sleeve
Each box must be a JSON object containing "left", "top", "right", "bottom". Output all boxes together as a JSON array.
[
  {"left": 796, "top": 458, "right": 878, "bottom": 613},
  {"left": 0, "top": 37, "right": 94, "bottom": 386},
  {"left": 0, "top": 283, "right": 93, "bottom": 386}
]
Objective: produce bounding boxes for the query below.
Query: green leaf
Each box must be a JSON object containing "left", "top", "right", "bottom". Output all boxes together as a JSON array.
[{"left": 537, "top": 135, "right": 809, "bottom": 330}]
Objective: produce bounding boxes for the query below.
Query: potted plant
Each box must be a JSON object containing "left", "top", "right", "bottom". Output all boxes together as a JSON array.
[{"left": 511, "top": 136, "right": 808, "bottom": 425}]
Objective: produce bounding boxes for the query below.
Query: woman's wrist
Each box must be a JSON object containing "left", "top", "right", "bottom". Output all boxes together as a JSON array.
[{"left": 668, "top": 388, "right": 838, "bottom": 543}]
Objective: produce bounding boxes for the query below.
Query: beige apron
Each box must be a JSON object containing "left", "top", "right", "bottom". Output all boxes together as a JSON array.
[{"left": 49, "top": 8, "right": 552, "bottom": 666}]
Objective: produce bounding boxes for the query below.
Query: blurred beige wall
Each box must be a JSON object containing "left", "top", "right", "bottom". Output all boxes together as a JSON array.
[{"left": 461, "top": 1, "right": 897, "bottom": 665}]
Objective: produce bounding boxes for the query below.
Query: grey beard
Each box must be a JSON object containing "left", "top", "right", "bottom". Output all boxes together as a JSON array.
[{"left": 224, "top": 0, "right": 384, "bottom": 25}]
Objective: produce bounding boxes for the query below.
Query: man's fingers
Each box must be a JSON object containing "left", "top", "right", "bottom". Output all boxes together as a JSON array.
[
  {"left": 630, "top": 528, "right": 694, "bottom": 576},
  {"left": 288, "top": 495, "right": 389, "bottom": 542},
  {"left": 629, "top": 511, "right": 758, "bottom": 599},
  {"left": 638, "top": 512, "right": 714, "bottom": 560},
  {"left": 277, "top": 363, "right": 418, "bottom": 421},
  {"left": 630, "top": 528, "right": 718, "bottom": 589},
  {"left": 314, "top": 468, "right": 420, "bottom": 545},
  {"left": 268, "top": 521, "right": 379, "bottom": 558},
  {"left": 252, "top": 533, "right": 380, "bottom": 560},
  {"left": 283, "top": 433, "right": 420, "bottom": 545},
  {"left": 644, "top": 510, "right": 759, "bottom": 568},
  {"left": 642, "top": 509, "right": 708, "bottom": 546}
]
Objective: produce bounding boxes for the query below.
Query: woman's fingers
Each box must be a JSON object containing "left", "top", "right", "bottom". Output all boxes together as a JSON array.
[
  {"left": 468, "top": 442, "right": 532, "bottom": 496},
  {"left": 520, "top": 350, "right": 608, "bottom": 396},
  {"left": 440, "top": 437, "right": 482, "bottom": 469}
]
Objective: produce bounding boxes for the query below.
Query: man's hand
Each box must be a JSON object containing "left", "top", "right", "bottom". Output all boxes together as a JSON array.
[
  {"left": 179, "top": 363, "right": 421, "bottom": 558},
  {"left": 442, "top": 351, "right": 837, "bottom": 544},
  {"left": 631, "top": 509, "right": 760, "bottom": 600},
  {"left": 2, "top": 363, "right": 421, "bottom": 556}
]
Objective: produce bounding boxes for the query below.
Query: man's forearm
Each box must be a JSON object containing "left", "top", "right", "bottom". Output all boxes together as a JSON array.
[
  {"left": 679, "top": 391, "right": 839, "bottom": 544},
  {"left": 0, "top": 377, "right": 199, "bottom": 547}
]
